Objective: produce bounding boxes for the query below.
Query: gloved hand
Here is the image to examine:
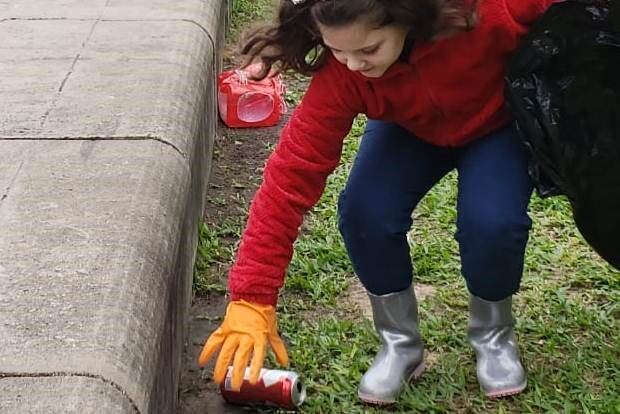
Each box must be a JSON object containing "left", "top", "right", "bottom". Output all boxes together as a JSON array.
[{"left": 198, "top": 300, "right": 289, "bottom": 391}]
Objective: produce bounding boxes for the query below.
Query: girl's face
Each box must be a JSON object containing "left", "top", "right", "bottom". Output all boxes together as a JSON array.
[{"left": 318, "top": 20, "right": 409, "bottom": 78}]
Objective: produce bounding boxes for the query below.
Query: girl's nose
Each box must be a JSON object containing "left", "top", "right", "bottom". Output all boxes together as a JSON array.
[{"left": 346, "top": 57, "right": 367, "bottom": 72}]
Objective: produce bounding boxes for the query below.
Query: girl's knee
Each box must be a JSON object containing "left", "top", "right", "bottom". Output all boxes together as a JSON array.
[
  {"left": 338, "top": 190, "right": 373, "bottom": 235},
  {"left": 457, "top": 210, "right": 531, "bottom": 248},
  {"left": 338, "top": 191, "right": 409, "bottom": 240},
  {"left": 458, "top": 211, "right": 529, "bottom": 299}
]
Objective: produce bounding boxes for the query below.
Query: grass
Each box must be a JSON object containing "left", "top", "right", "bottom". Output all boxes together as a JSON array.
[
  {"left": 193, "top": 0, "right": 620, "bottom": 412},
  {"left": 278, "top": 119, "right": 619, "bottom": 414},
  {"left": 227, "top": 0, "right": 277, "bottom": 40},
  {"left": 192, "top": 218, "right": 238, "bottom": 295}
]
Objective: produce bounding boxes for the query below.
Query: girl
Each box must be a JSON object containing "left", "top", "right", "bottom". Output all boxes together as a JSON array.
[{"left": 199, "top": 0, "right": 554, "bottom": 405}]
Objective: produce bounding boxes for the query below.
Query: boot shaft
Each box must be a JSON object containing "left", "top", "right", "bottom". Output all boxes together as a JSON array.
[
  {"left": 468, "top": 295, "right": 514, "bottom": 330},
  {"left": 367, "top": 285, "right": 422, "bottom": 346}
]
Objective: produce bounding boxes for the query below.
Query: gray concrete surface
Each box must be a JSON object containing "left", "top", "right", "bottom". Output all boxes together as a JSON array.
[
  {"left": 1, "top": 376, "right": 136, "bottom": 414},
  {"left": 0, "top": 1, "right": 226, "bottom": 412}
]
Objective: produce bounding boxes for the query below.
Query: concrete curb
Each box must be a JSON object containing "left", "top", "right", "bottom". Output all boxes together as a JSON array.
[{"left": 0, "top": 1, "right": 226, "bottom": 412}]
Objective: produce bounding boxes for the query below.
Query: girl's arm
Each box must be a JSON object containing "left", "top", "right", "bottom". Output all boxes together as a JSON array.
[
  {"left": 506, "top": 0, "right": 559, "bottom": 25},
  {"left": 227, "top": 63, "right": 361, "bottom": 306}
]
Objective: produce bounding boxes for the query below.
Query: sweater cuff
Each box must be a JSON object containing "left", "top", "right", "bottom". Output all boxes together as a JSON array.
[{"left": 229, "top": 291, "right": 279, "bottom": 307}]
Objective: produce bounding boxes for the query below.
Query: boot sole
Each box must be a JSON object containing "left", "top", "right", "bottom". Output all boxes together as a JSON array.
[
  {"left": 358, "top": 361, "right": 426, "bottom": 406},
  {"left": 485, "top": 380, "right": 527, "bottom": 399}
]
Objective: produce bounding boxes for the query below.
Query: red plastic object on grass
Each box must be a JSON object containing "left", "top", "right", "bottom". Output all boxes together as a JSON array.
[{"left": 218, "top": 63, "right": 287, "bottom": 128}]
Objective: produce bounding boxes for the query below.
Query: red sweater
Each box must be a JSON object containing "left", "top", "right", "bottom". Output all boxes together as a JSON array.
[{"left": 229, "top": 0, "right": 554, "bottom": 305}]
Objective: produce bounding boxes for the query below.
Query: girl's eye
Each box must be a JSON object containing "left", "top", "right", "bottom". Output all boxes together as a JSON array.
[{"left": 361, "top": 47, "right": 378, "bottom": 55}]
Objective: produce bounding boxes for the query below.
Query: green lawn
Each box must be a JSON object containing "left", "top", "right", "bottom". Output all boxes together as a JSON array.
[
  {"left": 281, "top": 119, "right": 619, "bottom": 413},
  {"left": 195, "top": 1, "right": 620, "bottom": 412}
]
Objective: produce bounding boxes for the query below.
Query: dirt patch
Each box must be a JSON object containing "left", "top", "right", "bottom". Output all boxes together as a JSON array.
[
  {"left": 424, "top": 351, "right": 440, "bottom": 371},
  {"left": 415, "top": 283, "right": 438, "bottom": 302},
  {"left": 344, "top": 280, "right": 374, "bottom": 320},
  {"left": 179, "top": 125, "right": 283, "bottom": 413},
  {"left": 177, "top": 65, "right": 308, "bottom": 412},
  {"left": 345, "top": 279, "right": 438, "bottom": 321},
  {"left": 178, "top": 295, "right": 247, "bottom": 414}
]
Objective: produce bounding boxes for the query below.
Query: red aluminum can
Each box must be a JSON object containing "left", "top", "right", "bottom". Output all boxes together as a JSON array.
[{"left": 219, "top": 367, "right": 306, "bottom": 410}]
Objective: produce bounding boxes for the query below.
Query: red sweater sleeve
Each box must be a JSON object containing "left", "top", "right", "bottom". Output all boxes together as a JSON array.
[
  {"left": 228, "top": 64, "right": 361, "bottom": 306},
  {"left": 505, "top": 0, "right": 558, "bottom": 26}
]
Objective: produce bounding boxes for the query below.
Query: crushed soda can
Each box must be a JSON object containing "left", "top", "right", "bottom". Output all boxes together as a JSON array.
[{"left": 220, "top": 367, "right": 306, "bottom": 410}]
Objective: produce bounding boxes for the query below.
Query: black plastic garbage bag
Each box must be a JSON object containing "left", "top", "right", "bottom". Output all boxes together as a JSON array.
[{"left": 505, "top": 0, "right": 620, "bottom": 269}]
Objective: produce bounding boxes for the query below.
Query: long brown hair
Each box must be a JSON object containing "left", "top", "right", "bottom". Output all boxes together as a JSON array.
[{"left": 241, "top": 0, "right": 477, "bottom": 78}]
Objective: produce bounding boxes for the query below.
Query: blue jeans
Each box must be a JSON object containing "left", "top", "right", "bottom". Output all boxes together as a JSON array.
[{"left": 338, "top": 121, "right": 533, "bottom": 301}]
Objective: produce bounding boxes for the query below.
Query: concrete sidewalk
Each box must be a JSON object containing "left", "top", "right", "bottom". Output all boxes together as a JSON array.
[{"left": 0, "top": 1, "right": 225, "bottom": 412}]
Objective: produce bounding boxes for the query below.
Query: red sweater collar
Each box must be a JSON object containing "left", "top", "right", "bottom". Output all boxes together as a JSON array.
[{"left": 341, "top": 36, "right": 441, "bottom": 83}]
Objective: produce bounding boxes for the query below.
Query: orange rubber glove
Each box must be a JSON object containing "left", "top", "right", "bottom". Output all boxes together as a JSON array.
[{"left": 197, "top": 300, "right": 289, "bottom": 391}]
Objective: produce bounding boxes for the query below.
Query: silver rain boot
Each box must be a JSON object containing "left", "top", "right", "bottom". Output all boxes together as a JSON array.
[
  {"left": 468, "top": 295, "right": 527, "bottom": 398},
  {"left": 358, "top": 285, "right": 425, "bottom": 405}
]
